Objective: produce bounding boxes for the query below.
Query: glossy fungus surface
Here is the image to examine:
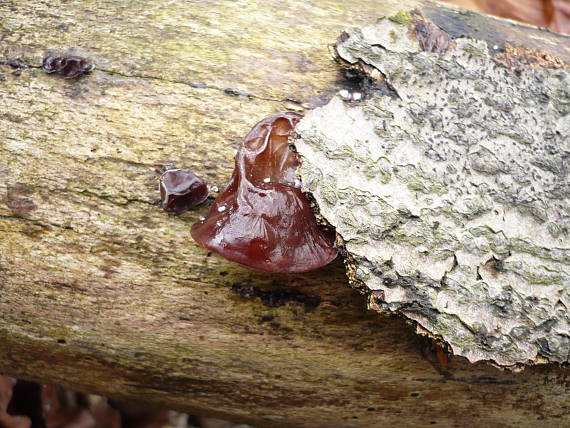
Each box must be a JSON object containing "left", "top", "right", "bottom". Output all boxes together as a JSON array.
[
  {"left": 42, "top": 56, "right": 94, "bottom": 78},
  {"left": 160, "top": 169, "right": 209, "bottom": 214},
  {"left": 191, "top": 112, "right": 337, "bottom": 273}
]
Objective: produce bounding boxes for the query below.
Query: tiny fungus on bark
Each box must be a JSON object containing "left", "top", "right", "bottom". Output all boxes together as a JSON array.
[
  {"left": 160, "top": 169, "right": 209, "bottom": 215},
  {"left": 191, "top": 112, "right": 337, "bottom": 273},
  {"left": 42, "top": 56, "right": 94, "bottom": 79}
]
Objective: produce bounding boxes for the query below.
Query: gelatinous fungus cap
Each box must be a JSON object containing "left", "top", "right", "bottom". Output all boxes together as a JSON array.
[
  {"left": 191, "top": 112, "right": 337, "bottom": 273},
  {"left": 160, "top": 169, "right": 209, "bottom": 214}
]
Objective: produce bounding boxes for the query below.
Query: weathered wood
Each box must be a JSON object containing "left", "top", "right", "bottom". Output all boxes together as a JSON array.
[{"left": 1, "top": 0, "right": 570, "bottom": 426}]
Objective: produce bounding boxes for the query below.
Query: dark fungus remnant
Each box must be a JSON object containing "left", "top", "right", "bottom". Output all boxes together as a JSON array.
[
  {"left": 414, "top": 18, "right": 456, "bottom": 53},
  {"left": 191, "top": 112, "right": 338, "bottom": 273},
  {"left": 232, "top": 284, "right": 321, "bottom": 310},
  {"left": 42, "top": 55, "right": 94, "bottom": 79},
  {"left": 160, "top": 169, "right": 209, "bottom": 215}
]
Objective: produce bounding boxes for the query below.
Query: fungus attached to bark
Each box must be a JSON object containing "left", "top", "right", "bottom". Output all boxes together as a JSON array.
[
  {"left": 191, "top": 112, "right": 337, "bottom": 273},
  {"left": 42, "top": 56, "right": 94, "bottom": 79},
  {"left": 160, "top": 169, "right": 209, "bottom": 214}
]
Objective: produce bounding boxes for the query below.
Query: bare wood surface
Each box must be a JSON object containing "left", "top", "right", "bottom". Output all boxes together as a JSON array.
[{"left": 1, "top": 0, "right": 570, "bottom": 426}]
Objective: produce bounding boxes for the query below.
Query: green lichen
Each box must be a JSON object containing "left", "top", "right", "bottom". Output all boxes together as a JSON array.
[
  {"left": 462, "top": 45, "right": 486, "bottom": 57},
  {"left": 388, "top": 10, "right": 411, "bottom": 26}
]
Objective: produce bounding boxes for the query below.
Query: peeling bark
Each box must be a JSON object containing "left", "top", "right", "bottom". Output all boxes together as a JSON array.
[{"left": 295, "top": 13, "right": 570, "bottom": 366}]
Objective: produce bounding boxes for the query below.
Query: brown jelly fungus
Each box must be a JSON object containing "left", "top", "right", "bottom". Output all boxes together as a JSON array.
[
  {"left": 191, "top": 112, "right": 337, "bottom": 273},
  {"left": 160, "top": 169, "right": 209, "bottom": 215},
  {"left": 42, "top": 56, "right": 94, "bottom": 79}
]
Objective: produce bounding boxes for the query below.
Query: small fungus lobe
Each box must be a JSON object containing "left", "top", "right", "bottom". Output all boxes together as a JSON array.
[
  {"left": 160, "top": 169, "right": 209, "bottom": 215},
  {"left": 191, "top": 112, "right": 337, "bottom": 273},
  {"left": 42, "top": 56, "right": 94, "bottom": 79}
]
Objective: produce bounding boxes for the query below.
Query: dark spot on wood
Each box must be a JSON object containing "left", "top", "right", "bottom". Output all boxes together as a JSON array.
[
  {"left": 57, "top": 339, "right": 66, "bottom": 344},
  {"left": 51, "top": 281, "right": 88, "bottom": 292},
  {"left": 468, "top": 376, "right": 516, "bottom": 385},
  {"left": 337, "top": 31, "right": 350, "bottom": 43},
  {"left": 480, "top": 255, "right": 506, "bottom": 278},
  {"left": 232, "top": 284, "right": 257, "bottom": 300},
  {"left": 340, "top": 62, "right": 400, "bottom": 100},
  {"left": 259, "top": 315, "right": 274, "bottom": 323},
  {"left": 223, "top": 87, "right": 246, "bottom": 97},
  {"left": 21, "top": 223, "right": 50, "bottom": 239},
  {"left": 371, "top": 290, "right": 385, "bottom": 301},
  {"left": 232, "top": 284, "right": 321, "bottom": 310},
  {"left": 188, "top": 81, "right": 207, "bottom": 88},
  {"left": 5, "top": 184, "right": 37, "bottom": 216},
  {"left": 101, "top": 259, "right": 122, "bottom": 279},
  {"left": 4, "top": 59, "right": 29, "bottom": 69},
  {"left": 260, "top": 289, "right": 321, "bottom": 310}
]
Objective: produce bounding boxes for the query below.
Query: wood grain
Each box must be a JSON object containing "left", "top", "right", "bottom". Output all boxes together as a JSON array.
[{"left": 1, "top": 0, "right": 569, "bottom": 426}]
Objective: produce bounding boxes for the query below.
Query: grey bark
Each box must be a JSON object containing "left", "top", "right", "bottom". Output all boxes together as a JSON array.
[{"left": 295, "top": 16, "right": 570, "bottom": 366}]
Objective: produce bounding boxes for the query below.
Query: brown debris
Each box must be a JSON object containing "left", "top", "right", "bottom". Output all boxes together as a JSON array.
[
  {"left": 232, "top": 284, "right": 321, "bottom": 310},
  {"left": 494, "top": 43, "right": 567, "bottom": 69},
  {"left": 0, "top": 376, "right": 31, "bottom": 428},
  {"left": 441, "top": 0, "right": 570, "bottom": 35}
]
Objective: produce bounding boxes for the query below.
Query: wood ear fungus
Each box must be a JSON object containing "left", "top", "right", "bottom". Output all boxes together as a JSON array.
[
  {"left": 191, "top": 112, "right": 337, "bottom": 273},
  {"left": 160, "top": 169, "right": 209, "bottom": 214},
  {"left": 42, "top": 56, "right": 94, "bottom": 78}
]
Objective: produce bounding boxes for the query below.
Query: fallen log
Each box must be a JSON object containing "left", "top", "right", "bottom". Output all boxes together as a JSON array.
[{"left": 1, "top": 0, "right": 570, "bottom": 426}]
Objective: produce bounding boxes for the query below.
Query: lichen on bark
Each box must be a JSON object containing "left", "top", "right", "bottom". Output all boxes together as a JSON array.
[{"left": 295, "top": 17, "right": 570, "bottom": 366}]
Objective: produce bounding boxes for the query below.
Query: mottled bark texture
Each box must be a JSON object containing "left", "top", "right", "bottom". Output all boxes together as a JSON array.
[
  {"left": 2, "top": 0, "right": 570, "bottom": 427},
  {"left": 295, "top": 12, "right": 570, "bottom": 366}
]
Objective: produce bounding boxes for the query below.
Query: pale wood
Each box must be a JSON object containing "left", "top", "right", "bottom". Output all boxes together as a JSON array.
[{"left": 1, "top": 0, "right": 569, "bottom": 426}]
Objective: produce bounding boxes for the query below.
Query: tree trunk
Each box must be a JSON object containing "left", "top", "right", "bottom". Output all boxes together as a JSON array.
[{"left": 1, "top": 0, "right": 569, "bottom": 427}]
